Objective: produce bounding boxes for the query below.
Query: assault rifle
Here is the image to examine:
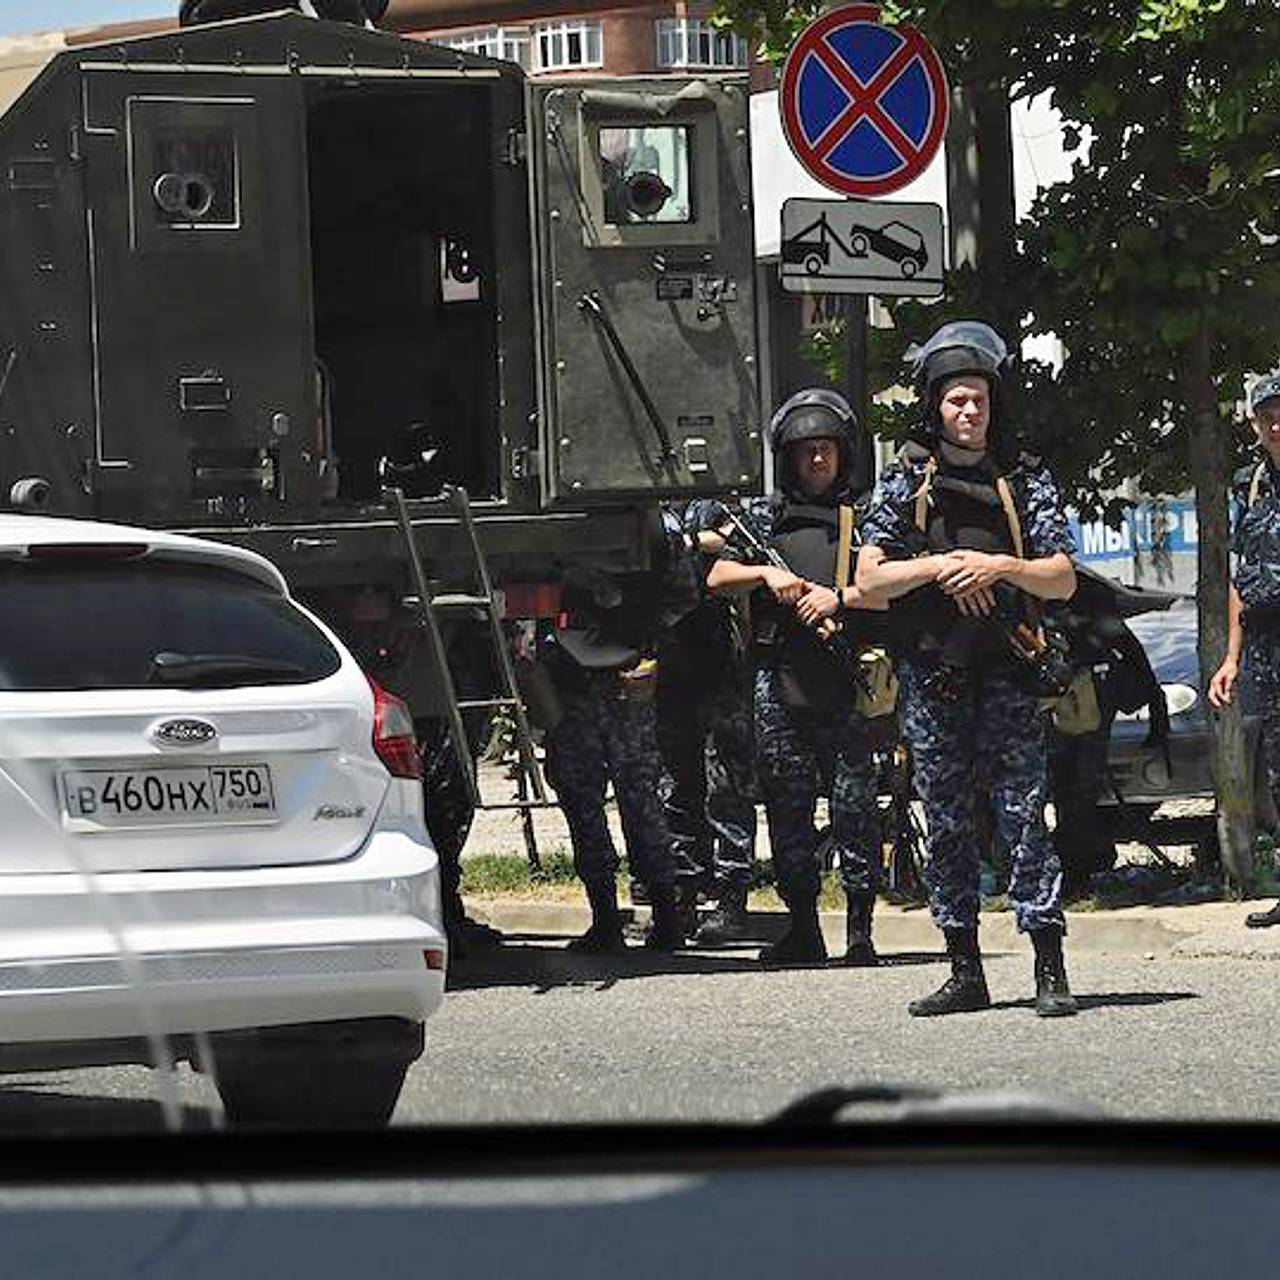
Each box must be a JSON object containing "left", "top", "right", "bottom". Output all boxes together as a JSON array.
[
  {"left": 995, "top": 591, "right": 1075, "bottom": 697},
  {"left": 714, "top": 503, "right": 871, "bottom": 694}
]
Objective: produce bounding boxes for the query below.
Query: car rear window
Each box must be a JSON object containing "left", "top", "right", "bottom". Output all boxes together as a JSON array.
[{"left": 0, "top": 557, "right": 342, "bottom": 691}]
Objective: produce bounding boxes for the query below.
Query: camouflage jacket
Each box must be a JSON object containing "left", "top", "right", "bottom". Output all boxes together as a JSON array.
[
  {"left": 859, "top": 446, "right": 1076, "bottom": 561},
  {"left": 1232, "top": 458, "right": 1280, "bottom": 613}
]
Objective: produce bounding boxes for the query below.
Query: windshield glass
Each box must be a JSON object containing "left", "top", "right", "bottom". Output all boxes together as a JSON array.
[{"left": 0, "top": 0, "right": 1277, "bottom": 1143}]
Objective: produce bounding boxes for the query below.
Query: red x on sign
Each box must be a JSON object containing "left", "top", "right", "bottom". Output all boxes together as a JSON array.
[{"left": 780, "top": 5, "right": 949, "bottom": 197}]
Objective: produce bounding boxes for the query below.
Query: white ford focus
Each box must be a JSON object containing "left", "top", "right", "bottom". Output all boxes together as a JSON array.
[{"left": 0, "top": 515, "right": 444, "bottom": 1126}]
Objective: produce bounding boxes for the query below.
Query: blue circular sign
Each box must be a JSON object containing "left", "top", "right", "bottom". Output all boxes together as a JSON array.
[{"left": 781, "top": 5, "right": 949, "bottom": 197}]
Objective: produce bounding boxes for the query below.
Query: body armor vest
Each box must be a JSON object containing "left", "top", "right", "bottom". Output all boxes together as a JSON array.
[
  {"left": 898, "top": 450, "right": 1025, "bottom": 668},
  {"left": 753, "top": 499, "right": 880, "bottom": 708}
]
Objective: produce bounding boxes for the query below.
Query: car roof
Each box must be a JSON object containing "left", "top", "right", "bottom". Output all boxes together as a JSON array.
[{"left": 0, "top": 515, "right": 288, "bottom": 594}]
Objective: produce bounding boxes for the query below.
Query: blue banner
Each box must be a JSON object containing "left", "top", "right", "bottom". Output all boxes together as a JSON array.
[{"left": 1066, "top": 499, "right": 1198, "bottom": 563}]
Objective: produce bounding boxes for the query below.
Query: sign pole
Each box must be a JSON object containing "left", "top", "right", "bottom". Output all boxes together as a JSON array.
[{"left": 842, "top": 294, "right": 872, "bottom": 492}]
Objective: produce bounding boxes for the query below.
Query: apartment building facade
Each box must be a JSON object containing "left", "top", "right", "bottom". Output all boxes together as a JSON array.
[{"left": 381, "top": 0, "right": 753, "bottom": 79}]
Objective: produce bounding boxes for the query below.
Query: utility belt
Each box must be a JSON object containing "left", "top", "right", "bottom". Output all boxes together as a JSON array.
[
  {"left": 752, "top": 625, "right": 897, "bottom": 721},
  {"left": 524, "top": 648, "right": 658, "bottom": 734}
]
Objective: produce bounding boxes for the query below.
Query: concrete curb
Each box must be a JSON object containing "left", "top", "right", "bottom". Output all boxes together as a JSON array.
[{"left": 466, "top": 897, "right": 1280, "bottom": 959}]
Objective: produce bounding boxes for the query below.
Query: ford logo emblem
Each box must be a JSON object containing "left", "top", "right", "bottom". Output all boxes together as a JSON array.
[{"left": 152, "top": 718, "right": 218, "bottom": 747}]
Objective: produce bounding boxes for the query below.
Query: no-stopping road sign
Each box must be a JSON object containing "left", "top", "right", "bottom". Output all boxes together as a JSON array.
[{"left": 780, "top": 4, "right": 949, "bottom": 198}]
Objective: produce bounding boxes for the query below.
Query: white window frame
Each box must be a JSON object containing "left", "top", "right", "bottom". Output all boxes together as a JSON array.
[
  {"left": 655, "top": 18, "right": 747, "bottom": 70},
  {"left": 533, "top": 19, "right": 604, "bottom": 72},
  {"left": 433, "top": 25, "right": 532, "bottom": 69}
]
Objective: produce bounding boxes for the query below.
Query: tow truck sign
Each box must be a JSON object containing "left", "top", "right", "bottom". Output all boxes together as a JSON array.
[{"left": 779, "top": 196, "right": 944, "bottom": 297}]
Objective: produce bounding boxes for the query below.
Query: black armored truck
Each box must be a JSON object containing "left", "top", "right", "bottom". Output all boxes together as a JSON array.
[{"left": 0, "top": 5, "right": 762, "bottom": 830}]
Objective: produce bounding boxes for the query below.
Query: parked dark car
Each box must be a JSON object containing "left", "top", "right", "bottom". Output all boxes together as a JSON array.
[
  {"left": 1103, "top": 600, "right": 1271, "bottom": 823},
  {"left": 1050, "top": 594, "right": 1273, "bottom": 894}
]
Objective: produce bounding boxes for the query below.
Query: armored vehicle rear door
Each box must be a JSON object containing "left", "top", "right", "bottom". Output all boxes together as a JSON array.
[
  {"left": 80, "top": 69, "right": 316, "bottom": 523},
  {"left": 528, "top": 77, "right": 761, "bottom": 503}
]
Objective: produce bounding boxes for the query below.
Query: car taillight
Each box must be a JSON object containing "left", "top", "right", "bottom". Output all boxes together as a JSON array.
[{"left": 369, "top": 679, "right": 422, "bottom": 780}]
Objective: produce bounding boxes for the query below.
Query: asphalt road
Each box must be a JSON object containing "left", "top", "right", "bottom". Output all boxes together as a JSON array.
[{"left": 2, "top": 939, "right": 1279, "bottom": 1133}]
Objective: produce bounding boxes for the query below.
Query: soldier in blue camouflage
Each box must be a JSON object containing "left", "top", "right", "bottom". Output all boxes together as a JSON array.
[
  {"left": 546, "top": 666, "right": 680, "bottom": 950},
  {"left": 544, "top": 513, "right": 700, "bottom": 953},
  {"left": 656, "top": 499, "right": 759, "bottom": 944},
  {"left": 1210, "top": 371, "right": 1280, "bottom": 928},
  {"left": 708, "top": 389, "right": 884, "bottom": 968},
  {"left": 857, "top": 321, "right": 1080, "bottom": 1017}
]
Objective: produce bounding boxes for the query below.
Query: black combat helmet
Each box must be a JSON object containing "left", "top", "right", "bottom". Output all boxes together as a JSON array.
[
  {"left": 904, "top": 320, "right": 1014, "bottom": 450},
  {"left": 767, "top": 388, "right": 860, "bottom": 497}
]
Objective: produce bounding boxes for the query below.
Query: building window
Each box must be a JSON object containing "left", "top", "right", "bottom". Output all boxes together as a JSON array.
[
  {"left": 434, "top": 26, "right": 531, "bottom": 70},
  {"left": 533, "top": 19, "right": 603, "bottom": 71},
  {"left": 655, "top": 18, "right": 748, "bottom": 70}
]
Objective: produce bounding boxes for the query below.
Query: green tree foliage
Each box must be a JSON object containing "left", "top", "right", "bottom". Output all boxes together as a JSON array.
[
  {"left": 717, "top": 0, "right": 1280, "bottom": 513},
  {"left": 719, "top": 0, "right": 1280, "bottom": 885}
]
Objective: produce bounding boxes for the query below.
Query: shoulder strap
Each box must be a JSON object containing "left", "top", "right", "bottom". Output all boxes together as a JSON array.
[
  {"left": 1249, "top": 461, "right": 1267, "bottom": 508},
  {"left": 836, "top": 503, "right": 854, "bottom": 590},
  {"left": 913, "top": 456, "right": 938, "bottom": 533},
  {"left": 994, "top": 474, "right": 1024, "bottom": 560}
]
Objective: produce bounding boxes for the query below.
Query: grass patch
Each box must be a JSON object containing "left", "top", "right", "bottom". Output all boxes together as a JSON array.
[
  {"left": 462, "top": 854, "right": 907, "bottom": 911},
  {"left": 462, "top": 850, "right": 578, "bottom": 897}
]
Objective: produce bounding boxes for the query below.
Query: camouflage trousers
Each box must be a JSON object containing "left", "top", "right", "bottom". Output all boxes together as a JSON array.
[
  {"left": 898, "top": 659, "right": 1064, "bottom": 935},
  {"left": 1245, "top": 630, "right": 1280, "bottom": 816},
  {"left": 753, "top": 665, "right": 878, "bottom": 903},
  {"left": 657, "top": 667, "right": 758, "bottom": 894},
  {"left": 545, "top": 672, "right": 676, "bottom": 895}
]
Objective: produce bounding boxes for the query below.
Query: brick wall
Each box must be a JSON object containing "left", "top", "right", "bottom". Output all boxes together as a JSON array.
[{"left": 600, "top": 6, "right": 662, "bottom": 75}]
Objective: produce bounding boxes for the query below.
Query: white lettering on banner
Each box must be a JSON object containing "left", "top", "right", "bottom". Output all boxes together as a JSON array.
[
  {"left": 1080, "top": 522, "right": 1108, "bottom": 556},
  {"left": 1080, "top": 520, "right": 1131, "bottom": 556},
  {"left": 1182, "top": 508, "right": 1198, "bottom": 545},
  {"left": 1069, "top": 500, "right": 1197, "bottom": 561}
]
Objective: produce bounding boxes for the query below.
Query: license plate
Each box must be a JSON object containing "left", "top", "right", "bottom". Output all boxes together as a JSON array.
[{"left": 61, "top": 764, "right": 277, "bottom": 829}]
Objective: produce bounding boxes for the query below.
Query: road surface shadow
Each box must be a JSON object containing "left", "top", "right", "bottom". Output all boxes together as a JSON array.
[
  {"left": 447, "top": 939, "right": 946, "bottom": 992},
  {"left": 988, "top": 991, "right": 1200, "bottom": 1013},
  {"left": 0, "top": 1080, "right": 215, "bottom": 1135}
]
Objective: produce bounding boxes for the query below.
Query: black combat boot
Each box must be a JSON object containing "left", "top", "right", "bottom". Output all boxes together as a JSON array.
[
  {"left": 1031, "top": 927, "right": 1079, "bottom": 1017},
  {"left": 674, "top": 882, "right": 701, "bottom": 939},
  {"left": 644, "top": 883, "right": 688, "bottom": 951},
  {"left": 758, "top": 895, "right": 828, "bottom": 967},
  {"left": 908, "top": 929, "right": 991, "bottom": 1017},
  {"left": 841, "top": 894, "right": 879, "bottom": 968},
  {"left": 693, "top": 885, "right": 751, "bottom": 946},
  {"left": 567, "top": 880, "right": 627, "bottom": 954},
  {"left": 1245, "top": 901, "right": 1280, "bottom": 929},
  {"left": 453, "top": 916, "right": 504, "bottom": 955}
]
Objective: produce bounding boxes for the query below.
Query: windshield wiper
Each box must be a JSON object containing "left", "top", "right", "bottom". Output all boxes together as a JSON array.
[
  {"left": 770, "top": 1084, "right": 1099, "bottom": 1126},
  {"left": 147, "top": 651, "right": 306, "bottom": 687}
]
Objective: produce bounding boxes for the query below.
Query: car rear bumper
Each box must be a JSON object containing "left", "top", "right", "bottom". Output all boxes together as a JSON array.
[{"left": 0, "top": 829, "right": 445, "bottom": 1052}]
